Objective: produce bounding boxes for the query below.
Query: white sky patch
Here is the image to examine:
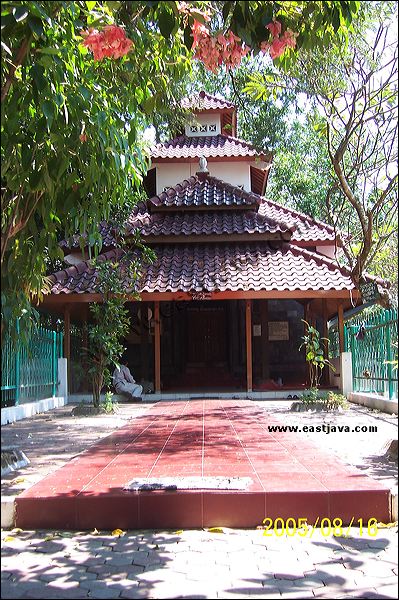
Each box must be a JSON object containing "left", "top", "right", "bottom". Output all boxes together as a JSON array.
[{"left": 142, "top": 125, "right": 156, "bottom": 146}]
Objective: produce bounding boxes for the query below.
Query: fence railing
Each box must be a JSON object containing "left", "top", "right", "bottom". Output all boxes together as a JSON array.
[
  {"left": 346, "top": 309, "right": 397, "bottom": 400},
  {"left": 1, "top": 323, "right": 63, "bottom": 407},
  {"left": 329, "top": 309, "right": 398, "bottom": 400}
]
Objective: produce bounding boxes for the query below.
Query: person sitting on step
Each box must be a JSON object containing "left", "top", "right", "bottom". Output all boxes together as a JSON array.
[{"left": 113, "top": 360, "right": 143, "bottom": 402}]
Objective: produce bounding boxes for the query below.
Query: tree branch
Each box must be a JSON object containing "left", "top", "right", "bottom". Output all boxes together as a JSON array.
[{"left": 1, "top": 34, "right": 33, "bottom": 103}]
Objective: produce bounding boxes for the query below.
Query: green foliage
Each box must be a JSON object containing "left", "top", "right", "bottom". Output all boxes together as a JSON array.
[
  {"left": 220, "top": 1, "right": 359, "bottom": 58},
  {"left": 101, "top": 390, "right": 119, "bottom": 413},
  {"left": 325, "top": 392, "right": 349, "bottom": 410},
  {"left": 1, "top": 0, "right": 361, "bottom": 329},
  {"left": 300, "top": 387, "right": 320, "bottom": 405},
  {"left": 300, "top": 320, "right": 335, "bottom": 389},
  {"left": 87, "top": 295, "right": 130, "bottom": 407},
  {"left": 242, "top": 1, "right": 398, "bottom": 289},
  {"left": 300, "top": 388, "right": 348, "bottom": 410},
  {"left": 1, "top": 0, "right": 190, "bottom": 327},
  {"left": 84, "top": 236, "right": 154, "bottom": 406}
]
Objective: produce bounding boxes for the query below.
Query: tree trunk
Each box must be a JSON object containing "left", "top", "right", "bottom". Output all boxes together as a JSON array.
[{"left": 92, "top": 371, "right": 103, "bottom": 408}]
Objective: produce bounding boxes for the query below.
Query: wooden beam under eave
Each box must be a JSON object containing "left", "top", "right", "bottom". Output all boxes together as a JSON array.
[
  {"left": 41, "top": 293, "right": 103, "bottom": 304},
  {"left": 154, "top": 301, "right": 161, "bottom": 393},
  {"left": 39, "top": 289, "right": 361, "bottom": 305},
  {"left": 139, "top": 290, "right": 361, "bottom": 302},
  {"left": 245, "top": 299, "right": 253, "bottom": 393},
  {"left": 338, "top": 303, "right": 345, "bottom": 354}
]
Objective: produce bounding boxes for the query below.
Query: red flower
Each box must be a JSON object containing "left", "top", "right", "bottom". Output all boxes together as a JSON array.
[
  {"left": 260, "top": 21, "right": 297, "bottom": 60},
  {"left": 81, "top": 25, "right": 133, "bottom": 61},
  {"left": 266, "top": 20, "right": 282, "bottom": 38},
  {"left": 192, "top": 21, "right": 249, "bottom": 73}
]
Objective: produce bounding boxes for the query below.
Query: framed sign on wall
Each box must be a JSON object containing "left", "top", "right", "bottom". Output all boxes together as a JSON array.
[{"left": 268, "top": 321, "right": 289, "bottom": 341}]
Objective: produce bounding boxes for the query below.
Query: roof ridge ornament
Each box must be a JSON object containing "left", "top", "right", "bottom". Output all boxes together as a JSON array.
[{"left": 197, "top": 156, "right": 209, "bottom": 180}]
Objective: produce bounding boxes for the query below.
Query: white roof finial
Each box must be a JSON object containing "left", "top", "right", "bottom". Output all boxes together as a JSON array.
[{"left": 198, "top": 156, "right": 208, "bottom": 173}]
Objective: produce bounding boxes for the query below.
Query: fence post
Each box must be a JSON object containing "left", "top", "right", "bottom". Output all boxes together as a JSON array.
[
  {"left": 52, "top": 330, "right": 57, "bottom": 397},
  {"left": 385, "top": 316, "right": 393, "bottom": 400},
  {"left": 15, "top": 320, "right": 20, "bottom": 406},
  {"left": 348, "top": 325, "right": 356, "bottom": 392}
]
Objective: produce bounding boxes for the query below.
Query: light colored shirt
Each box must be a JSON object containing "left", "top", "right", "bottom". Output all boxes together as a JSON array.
[{"left": 113, "top": 365, "right": 135, "bottom": 387}]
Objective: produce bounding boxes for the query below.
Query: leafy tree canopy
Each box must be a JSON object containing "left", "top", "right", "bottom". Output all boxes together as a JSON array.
[{"left": 1, "top": 0, "right": 361, "bottom": 330}]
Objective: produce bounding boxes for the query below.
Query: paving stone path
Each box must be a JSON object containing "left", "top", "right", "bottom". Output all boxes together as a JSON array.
[
  {"left": 1, "top": 526, "right": 398, "bottom": 599},
  {"left": 1, "top": 400, "right": 398, "bottom": 598}
]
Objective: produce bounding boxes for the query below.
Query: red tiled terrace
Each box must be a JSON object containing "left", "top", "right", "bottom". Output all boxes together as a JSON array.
[{"left": 16, "top": 400, "right": 390, "bottom": 530}]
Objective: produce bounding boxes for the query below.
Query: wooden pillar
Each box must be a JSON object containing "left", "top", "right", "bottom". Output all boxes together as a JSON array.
[
  {"left": 154, "top": 301, "right": 161, "bottom": 393},
  {"left": 338, "top": 303, "right": 345, "bottom": 354},
  {"left": 64, "top": 304, "right": 71, "bottom": 391},
  {"left": 141, "top": 304, "right": 149, "bottom": 382},
  {"left": 260, "top": 300, "right": 269, "bottom": 380},
  {"left": 82, "top": 305, "right": 89, "bottom": 392},
  {"left": 303, "top": 301, "right": 310, "bottom": 325},
  {"left": 322, "top": 299, "right": 329, "bottom": 385},
  {"left": 245, "top": 299, "right": 253, "bottom": 392}
]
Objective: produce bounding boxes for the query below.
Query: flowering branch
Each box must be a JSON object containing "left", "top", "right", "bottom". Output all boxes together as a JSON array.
[{"left": 81, "top": 25, "right": 133, "bottom": 61}]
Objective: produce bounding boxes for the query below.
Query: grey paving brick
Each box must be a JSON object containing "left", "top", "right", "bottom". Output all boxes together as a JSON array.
[
  {"left": 0, "top": 582, "right": 26, "bottom": 599},
  {"left": 47, "top": 578, "right": 81, "bottom": 590},
  {"left": 132, "top": 552, "right": 169, "bottom": 568},
  {"left": 87, "top": 565, "right": 117, "bottom": 576},
  {"left": 119, "top": 587, "right": 149, "bottom": 600},
  {"left": 83, "top": 587, "right": 122, "bottom": 599},
  {"left": 23, "top": 590, "right": 88, "bottom": 600},
  {"left": 274, "top": 571, "right": 305, "bottom": 581},
  {"left": 104, "top": 554, "right": 135, "bottom": 566},
  {"left": 280, "top": 591, "right": 315, "bottom": 599}
]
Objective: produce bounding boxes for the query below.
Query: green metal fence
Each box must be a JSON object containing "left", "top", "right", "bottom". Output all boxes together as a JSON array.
[
  {"left": 1, "top": 323, "right": 63, "bottom": 407},
  {"left": 346, "top": 309, "right": 397, "bottom": 400}
]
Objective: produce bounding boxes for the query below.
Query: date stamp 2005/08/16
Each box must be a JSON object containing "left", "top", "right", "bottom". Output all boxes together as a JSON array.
[{"left": 261, "top": 517, "right": 379, "bottom": 537}]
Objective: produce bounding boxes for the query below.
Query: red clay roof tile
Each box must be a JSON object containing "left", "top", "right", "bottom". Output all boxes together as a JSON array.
[
  {"left": 48, "top": 244, "right": 357, "bottom": 295},
  {"left": 151, "top": 134, "right": 266, "bottom": 160},
  {"left": 149, "top": 175, "right": 263, "bottom": 208},
  {"left": 127, "top": 207, "right": 293, "bottom": 238},
  {"left": 181, "top": 91, "right": 235, "bottom": 111},
  {"left": 258, "top": 200, "right": 336, "bottom": 243}
]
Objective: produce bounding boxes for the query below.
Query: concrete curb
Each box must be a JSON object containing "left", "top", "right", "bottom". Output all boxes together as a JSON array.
[
  {"left": 348, "top": 392, "right": 398, "bottom": 414},
  {"left": 1, "top": 396, "right": 67, "bottom": 426},
  {"left": 1, "top": 496, "right": 15, "bottom": 528}
]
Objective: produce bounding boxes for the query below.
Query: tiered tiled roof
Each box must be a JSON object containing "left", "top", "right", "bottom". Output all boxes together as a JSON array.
[
  {"left": 52, "top": 91, "right": 357, "bottom": 299},
  {"left": 149, "top": 175, "right": 262, "bottom": 208},
  {"left": 127, "top": 209, "right": 293, "bottom": 239},
  {"left": 151, "top": 134, "right": 268, "bottom": 160},
  {"left": 49, "top": 244, "right": 358, "bottom": 295},
  {"left": 60, "top": 176, "right": 338, "bottom": 249},
  {"left": 181, "top": 91, "right": 235, "bottom": 111}
]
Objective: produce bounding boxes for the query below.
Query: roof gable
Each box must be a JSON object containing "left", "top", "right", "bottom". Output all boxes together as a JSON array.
[{"left": 148, "top": 174, "right": 262, "bottom": 210}]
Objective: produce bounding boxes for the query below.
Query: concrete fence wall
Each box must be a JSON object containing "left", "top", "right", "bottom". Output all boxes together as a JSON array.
[{"left": 1, "top": 358, "right": 68, "bottom": 426}]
